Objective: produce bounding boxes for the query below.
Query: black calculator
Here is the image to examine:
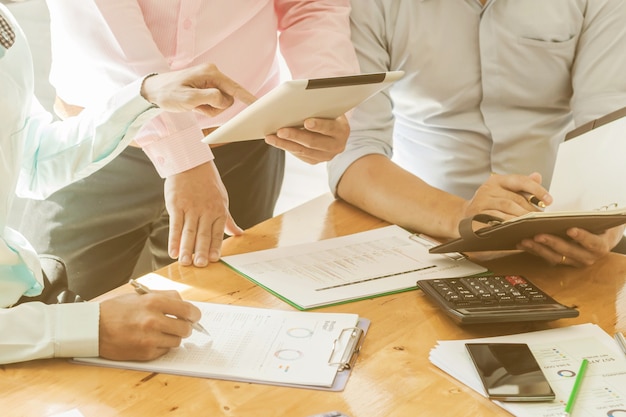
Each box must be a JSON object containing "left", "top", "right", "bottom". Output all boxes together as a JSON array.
[{"left": 417, "top": 274, "right": 579, "bottom": 324}]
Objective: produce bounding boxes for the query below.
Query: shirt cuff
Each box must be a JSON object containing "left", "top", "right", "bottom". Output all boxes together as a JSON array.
[
  {"left": 109, "top": 77, "right": 158, "bottom": 115},
  {"left": 52, "top": 302, "right": 99, "bottom": 358},
  {"left": 327, "top": 144, "right": 388, "bottom": 197},
  {"left": 140, "top": 126, "right": 215, "bottom": 177}
]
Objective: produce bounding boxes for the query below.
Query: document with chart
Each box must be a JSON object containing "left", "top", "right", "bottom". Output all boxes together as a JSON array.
[
  {"left": 430, "top": 323, "right": 626, "bottom": 417},
  {"left": 74, "top": 300, "right": 368, "bottom": 391},
  {"left": 221, "top": 225, "right": 488, "bottom": 309}
]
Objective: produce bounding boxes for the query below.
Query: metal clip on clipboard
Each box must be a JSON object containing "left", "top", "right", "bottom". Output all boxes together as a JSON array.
[
  {"left": 409, "top": 233, "right": 467, "bottom": 261},
  {"left": 328, "top": 327, "right": 365, "bottom": 372}
]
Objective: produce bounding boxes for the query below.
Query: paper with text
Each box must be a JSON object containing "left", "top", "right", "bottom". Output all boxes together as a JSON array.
[
  {"left": 221, "top": 225, "right": 487, "bottom": 309},
  {"left": 430, "top": 323, "right": 626, "bottom": 417},
  {"left": 74, "top": 302, "right": 361, "bottom": 389}
]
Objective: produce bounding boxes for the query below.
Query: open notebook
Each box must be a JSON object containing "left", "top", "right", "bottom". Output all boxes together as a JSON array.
[{"left": 431, "top": 106, "right": 626, "bottom": 253}]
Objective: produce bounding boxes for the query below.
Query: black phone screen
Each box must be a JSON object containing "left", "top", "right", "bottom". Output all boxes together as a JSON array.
[{"left": 465, "top": 343, "right": 555, "bottom": 402}]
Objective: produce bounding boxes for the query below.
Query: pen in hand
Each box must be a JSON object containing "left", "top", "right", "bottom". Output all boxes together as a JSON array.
[
  {"left": 521, "top": 192, "right": 546, "bottom": 209},
  {"left": 129, "top": 279, "right": 211, "bottom": 336}
]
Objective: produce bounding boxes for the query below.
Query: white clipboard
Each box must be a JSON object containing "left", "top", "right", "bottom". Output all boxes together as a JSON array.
[
  {"left": 72, "top": 273, "right": 370, "bottom": 392},
  {"left": 202, "top": 71, "right": 404, "bottom": 145}
]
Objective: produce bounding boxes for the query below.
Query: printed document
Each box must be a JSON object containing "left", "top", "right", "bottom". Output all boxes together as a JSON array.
[
  {"left": 74, "top": 300, "right": 364, "bottom": 390},
  {"left": 430, "top": 323, "right": 626, "bottom": 417},
  {"left": 221, "top": 225, "right": 487, "bottom": 309}
]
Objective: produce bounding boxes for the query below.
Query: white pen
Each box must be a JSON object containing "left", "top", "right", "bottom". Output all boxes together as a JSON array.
[
  {"left": 615, "top": 332, "right": 626, "bottom": 357},
  {"left": 129, "top": 279, "right": 211, "bottom": 336}
]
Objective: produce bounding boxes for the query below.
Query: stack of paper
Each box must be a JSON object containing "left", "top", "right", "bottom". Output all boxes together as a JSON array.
[{"left": 429, "top": 324, "right": 626, "bottom": 416}]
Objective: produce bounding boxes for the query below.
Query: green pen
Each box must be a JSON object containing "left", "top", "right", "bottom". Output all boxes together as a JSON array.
[{"left": 563, "top": 358, "right": 588, "bottom": 417}]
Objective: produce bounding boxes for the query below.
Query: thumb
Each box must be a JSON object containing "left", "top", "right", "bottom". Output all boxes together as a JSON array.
[
  {"left": 188, "top": 88, "right": 235, "bottom": 114},
  {"left": 224, "top": 213, "right": 244, "bottom": 237}
]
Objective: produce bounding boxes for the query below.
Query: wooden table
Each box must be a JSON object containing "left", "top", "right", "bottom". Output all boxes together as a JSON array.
[{"left": 3, "top": 194, "right": 626, "bottom": 417}]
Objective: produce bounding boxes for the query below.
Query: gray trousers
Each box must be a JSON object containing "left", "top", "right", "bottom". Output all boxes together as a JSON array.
[{"left": 16, "top": 141, "right": 284, "bottom": 299}]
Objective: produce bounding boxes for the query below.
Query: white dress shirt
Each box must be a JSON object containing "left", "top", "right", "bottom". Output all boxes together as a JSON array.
[
  {"left": 0, "top": 4, "right": 160, "bottom": 364},
  {"left": 329, "top": 0, "right": 626, "bottom": 200}
]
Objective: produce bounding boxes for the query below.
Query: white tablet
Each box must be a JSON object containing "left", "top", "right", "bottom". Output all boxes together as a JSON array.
[{"left": 202, "top": 71, "right": 404, "bottom": 145}]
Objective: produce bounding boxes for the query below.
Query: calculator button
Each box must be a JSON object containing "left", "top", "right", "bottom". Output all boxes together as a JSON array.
[{"left": 418, "top": 274, "right": 579, "bottom": 324}]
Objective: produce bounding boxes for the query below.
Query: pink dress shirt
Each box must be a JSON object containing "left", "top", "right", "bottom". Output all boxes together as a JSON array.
[{"left": 46, "top": 0, "right": 359, "bottom": 177}]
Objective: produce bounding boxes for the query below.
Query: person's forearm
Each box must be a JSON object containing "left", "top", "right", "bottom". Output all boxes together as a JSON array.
[
  {"left": 336, "top": 154, "right": 466, "bottom": 239},
  {"left": 17, "top": 79, "right": 160, "bottom": 200}
]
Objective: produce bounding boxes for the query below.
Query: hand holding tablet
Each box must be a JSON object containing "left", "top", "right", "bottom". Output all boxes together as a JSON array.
[{"left": 202, "top": 71, "right": 404, "bottom": 145}]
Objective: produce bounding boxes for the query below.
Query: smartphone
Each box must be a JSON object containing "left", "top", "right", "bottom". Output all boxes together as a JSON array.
[{"left": 465, "top": 343, "right": 555, "bottom": 402}]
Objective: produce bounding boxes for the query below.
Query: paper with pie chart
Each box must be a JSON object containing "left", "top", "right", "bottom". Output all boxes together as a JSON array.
[
  {"left": 429, "top": 323, "right": 626, "bottom": 417},
  {"left": 73, "top": 301, "right": 367, "bottom": 391}
]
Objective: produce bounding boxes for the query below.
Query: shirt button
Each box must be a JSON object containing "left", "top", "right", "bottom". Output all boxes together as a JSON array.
[
  {"left": 183, "top": 19, "right": 192, "bottom": 30},
  {"left": 156, "top": 156, "right": 166, "bottom": 165}
]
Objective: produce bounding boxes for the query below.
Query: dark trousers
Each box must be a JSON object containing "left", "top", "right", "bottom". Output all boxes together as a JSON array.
[
  {"left": 16, "top": 141, "right": 285, "bottom": 299},
  {"left": 16, "top": 255, "right": 82, "bottom": 305}
]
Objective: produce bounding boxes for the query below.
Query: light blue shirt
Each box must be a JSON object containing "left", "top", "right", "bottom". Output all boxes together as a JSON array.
[
  {"left": 329, "top": 0, "right": 626, "bottom": 200},
  {"left": 1, "top": 4, "right": 159, "bottom": 364}
]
